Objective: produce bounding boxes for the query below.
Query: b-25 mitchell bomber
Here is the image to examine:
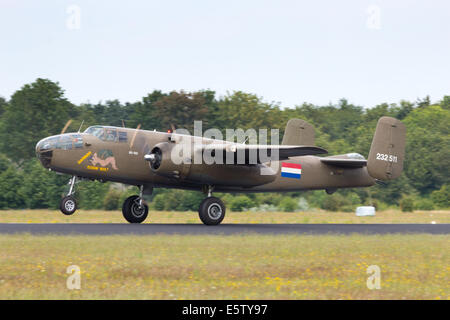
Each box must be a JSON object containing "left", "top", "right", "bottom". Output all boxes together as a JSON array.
[{"left": 35, "top": 117, "right": 406, "bottom": 225}]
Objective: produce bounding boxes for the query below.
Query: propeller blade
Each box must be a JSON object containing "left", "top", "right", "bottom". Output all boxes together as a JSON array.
[
  {"left": 130, "top": 123, "right": 141, "bottom": 149},
  {"left": 61, "top": 119, "right": 73, "bottom": 134}
]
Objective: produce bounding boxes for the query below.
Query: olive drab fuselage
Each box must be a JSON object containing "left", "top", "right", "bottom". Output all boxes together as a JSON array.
[{"left": 36, "top": 125, "right": 376, "bottom": 193}]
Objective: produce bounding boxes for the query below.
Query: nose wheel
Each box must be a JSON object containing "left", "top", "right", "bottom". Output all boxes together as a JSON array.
[
  {"left": 60, "top": 176, "right": 78, "bottom": 215},
  {"left": 60, "top": 195, "right": 77, "bottom": 215}
]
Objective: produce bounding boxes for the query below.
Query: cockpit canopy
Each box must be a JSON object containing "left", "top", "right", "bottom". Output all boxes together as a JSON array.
[
  {"left": 345, "top": 153, "right": 366, "bottom": 160},
  {"left": 84, "top": 126, "right": 128, "bottom": 142}
]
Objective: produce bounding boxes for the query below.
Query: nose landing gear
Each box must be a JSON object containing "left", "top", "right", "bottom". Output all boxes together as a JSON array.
[{"left": 60, "top": 176, "right": 77, "bottom": 215}]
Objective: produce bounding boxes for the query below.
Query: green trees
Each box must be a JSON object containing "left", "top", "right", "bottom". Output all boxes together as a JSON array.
[
  {"left": 0, "top": 157, "right": 68, "bottom": 209},
  {"left": 278, "top": 197, "right": 298, "bottom": 212},
  {"left": 90, "top": 100, "right": 129, "bottom": 128},
  {"left": 400, "top": 195, "right": 415, "bottom": 212},
  {"left": 213, "top": 91, "right": 285, "bottom": 134},
  {"left": 0, "top": 78, "right": 448, "bottom": 211},
  {"left": 19, "top": 159, "right": 67, "bottom": 209},
  {"left": 0, "top": 154, "right": 22, "bottom": 209},
  {"left": 76, "top": 181, "right": 110, "bottom": 209},
  {"left": 441, "top": 96, "right": 450, "bottom": 110},
  {"left": 0, "top": 165, "right": 24, "bottom": 209},
  {"left": 229, "top": 195, "right": 256, "bottom": 212},
  {"left": 431, "top": 185, "right": 450, "bottom": 208},
  {"left": 151, "top": 190, "right": 204, "bottom": 211},
  {"left": 103, "top": 188, "right": 122, "bottom": 210},
  {"left": 403, "top": 105, "right": 449, "bottom": 194},
  {"left": 0, "top": 79, "right": 75, "bottom": 162},
  {"left": 152, "top": 91, "right": 211, "bottom": 132},
  {"left": 0, "top": 97, "right": 6, "bottom": 118},
  {"left": 128, "top": 91, "right": 166, "bottom": 130}
]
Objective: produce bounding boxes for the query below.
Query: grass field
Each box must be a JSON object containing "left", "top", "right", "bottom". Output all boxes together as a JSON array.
[
  {"left": 0, "top": 234, "right": 448, "bottom": 299},
  {"left": 0, "top": 210, "right": 448, "bottom": 300},
  {"left": 0, "top": 209, "right": 449, "bottom": 224}
]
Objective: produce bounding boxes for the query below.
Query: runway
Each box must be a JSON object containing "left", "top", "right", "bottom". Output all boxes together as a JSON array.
[{"left": 0, "top": 223, "right": 448, "bottom": 235}]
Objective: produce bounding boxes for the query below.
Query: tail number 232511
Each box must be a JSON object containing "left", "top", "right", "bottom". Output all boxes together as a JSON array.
[{"left": 376, "top": 153, "right": 398, "bottom": 163}]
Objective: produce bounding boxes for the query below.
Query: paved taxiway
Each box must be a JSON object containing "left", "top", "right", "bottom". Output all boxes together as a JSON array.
[{"left": 0, "top": 223, "right": 448, "bottom": 235}]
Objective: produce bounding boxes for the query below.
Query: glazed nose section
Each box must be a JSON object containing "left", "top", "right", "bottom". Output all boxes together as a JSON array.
[
  {"left": 36, "top": 137, "right": 54, "bottom": 168},
  {"left": 36, "top": 137, "right": 54, "bottom": 152},
  {"left": 35, "top": 139, "right": 44, "bottom": 153}
]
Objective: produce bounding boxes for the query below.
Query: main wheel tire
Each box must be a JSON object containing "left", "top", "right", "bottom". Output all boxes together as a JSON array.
[
  {"left": 60, "top": 196, "right": 77, "bottom": 215},
  {"left": 122, "top": 195, "right": 149, "bottom": 223},
  {"left": 198, "top": 197, "right": 225, "bottom": 225}
]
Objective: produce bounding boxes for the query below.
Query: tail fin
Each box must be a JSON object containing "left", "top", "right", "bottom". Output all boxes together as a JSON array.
[
  {"left": 282, "top": 119, "right": 315, "bottom": 145},
  {"left": 367, "top": 116, "right": 406, "bottom": 180}
]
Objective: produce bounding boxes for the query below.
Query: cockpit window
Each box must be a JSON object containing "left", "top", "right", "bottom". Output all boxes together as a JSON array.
[
  {"left": 346, "top": 153, "right": 365, "bottom": 160},
  {"left": 85, "top": 126, "right": 127, "bottom": 143},
  {"left": 104, "top": 128, "right": 117, "bottom": 141},
  {"left": 84, "top": 126, "right": 105, "bottom": 140}
]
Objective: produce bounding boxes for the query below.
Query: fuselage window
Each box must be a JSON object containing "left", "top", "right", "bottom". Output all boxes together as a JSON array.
[{"left": 118, "top": 131, "right": 127, "bottom": 142}]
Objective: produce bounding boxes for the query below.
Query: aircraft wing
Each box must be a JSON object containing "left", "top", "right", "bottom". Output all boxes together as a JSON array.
[
  {"left": 320, "top": 158, "right": 367, "bottom": 168},
  {"left": 197, "top": 144, "right": 327, "bottom": 162}
]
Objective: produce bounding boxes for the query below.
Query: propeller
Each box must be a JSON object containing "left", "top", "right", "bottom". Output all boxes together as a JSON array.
[{"left": 144, "top": 147, "right": 162, "bottom": 170}]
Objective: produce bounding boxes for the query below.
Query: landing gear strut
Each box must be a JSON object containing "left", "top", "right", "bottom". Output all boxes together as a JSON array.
[
  {"left": 60, "top": 176, "right": 77, "bottom": 215},
  {"left": 198, "top": 185, "right": 226, "bottom": 225},
  {"left": 122, "top": 185, "right": 149, "bottom": 223}
]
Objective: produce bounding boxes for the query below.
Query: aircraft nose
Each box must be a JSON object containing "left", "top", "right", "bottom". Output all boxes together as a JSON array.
[
  {"left": 35, "top": 139, "right": 43, "bottom": 153},
  {"left": 35, "top": 137, "right": 54, "bottom": 168}
]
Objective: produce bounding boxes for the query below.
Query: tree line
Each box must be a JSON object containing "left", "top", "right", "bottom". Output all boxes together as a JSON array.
[{"left": 0, "top": 78, "right": 448, "bottom": 211}]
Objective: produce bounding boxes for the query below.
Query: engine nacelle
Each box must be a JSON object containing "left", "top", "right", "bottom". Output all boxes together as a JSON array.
[
  {"left": 146, "top": 142, "right": 190, "bottom": 179},
  {"left": 145, "top": 141, "right": 276, "bottom": 187}
]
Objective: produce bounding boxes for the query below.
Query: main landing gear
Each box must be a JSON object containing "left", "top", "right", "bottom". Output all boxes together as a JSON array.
[
  {"left": 122, "top": 185, "right": 149, "bottom": 223},
  {"left": 120, "top": 185, "right": 226, "bottom": 225},
  {"left": 198, "top": 186, "right": 226, "bottom": 225},
  {"left": 60, "top": 176, "right": 77, "bottom": 215}
]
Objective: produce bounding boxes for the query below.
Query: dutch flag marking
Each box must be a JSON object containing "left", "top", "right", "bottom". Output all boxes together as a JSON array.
[{"left": 281, "top": 162, "right": 302, "bottom": 179}]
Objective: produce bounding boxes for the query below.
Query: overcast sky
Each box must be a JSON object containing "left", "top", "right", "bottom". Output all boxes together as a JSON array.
[{"left": 0, "top": 0, "right": 449, "bottom": 108}]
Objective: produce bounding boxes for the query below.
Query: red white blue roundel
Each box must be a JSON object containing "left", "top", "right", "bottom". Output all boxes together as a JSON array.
[{"left": 281, "top": 162, "right": 302, "bottom": 179}]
